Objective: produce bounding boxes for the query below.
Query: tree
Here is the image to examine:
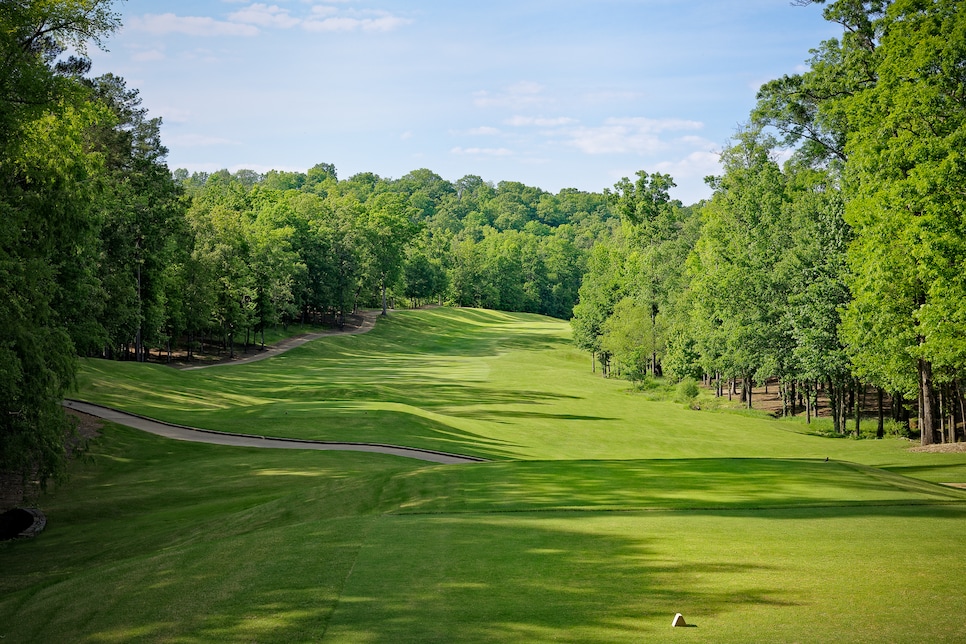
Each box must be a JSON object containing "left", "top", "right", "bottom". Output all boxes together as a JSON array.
[
  {"left": 600, "top": 298, "right": 654, "bottom": 383},
  {"left": 0, "top": 0, "right": 120, "bottom": 493},
  {"left": 85, "top": 74, "right": 185, "bottom": 361},
  {"left": 606, "top": 171, "right": 684, "bottom": 376},
  {"left": 571, "top": 243, "right": 626, "bottom": 376},
  {"left": 833, "top": 0, "right": 966, "bottom": 444},
  {"left": 687, "top": 129, "right": 793, "bottom": 408},
  {"left": 361, "top": 192, "right": 419, "bottom": 315}
]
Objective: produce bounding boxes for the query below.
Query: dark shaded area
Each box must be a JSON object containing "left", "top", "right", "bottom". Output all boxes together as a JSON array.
[
  {"left": 323, "top": 512, "right": 794, "bottom": 642},
  {"left": 0, "top": 509, "right": 34, "bottom": 540}
]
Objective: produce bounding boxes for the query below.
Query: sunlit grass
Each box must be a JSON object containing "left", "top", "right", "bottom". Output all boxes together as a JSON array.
[
  {"left": 378, "top": 458, "right": 966, "bottom": 514},
  {"left": 75, "top": 308, "right": 966, "bottom": 481},
  {"left": 3, "top": 308, "right": 965, "bottom": 642},
  {"left": 328, "top": 506, "right": 966, "bottom": 643},
  {"left": 4, "top": 422, "right": 963, "bottom": 642}
]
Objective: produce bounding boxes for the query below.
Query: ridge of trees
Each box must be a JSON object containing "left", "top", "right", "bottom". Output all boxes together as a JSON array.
[
  {"left": 167, "top": 165, "right": 610, "bottom": 345},
  {"left": 571, "top": 0, "right": 966, "bottom": 446},
  {"left": 6, "top": 0, "right": 966, "bottom": 495},
  {"left": 1, "top": 2, "right": 617, "bottom": 494}
]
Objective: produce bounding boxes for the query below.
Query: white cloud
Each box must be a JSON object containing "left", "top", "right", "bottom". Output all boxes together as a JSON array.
[
  {"left": 654, "top": 150, "right": 722, "bottom": 180},
  {"left": 128, "top": 13, "right": 260, "bottom": 36},
  {"left": 129, "top": 6, "right": 409, "bottom": 37},
  {"left": 310, "top": 6, "right": 340, "bottom": 18},
  {"left": 303, "top": 9, "right": 412, "bottom": 32},
  {"left": 564, "top": 117, "right": 704, "bottom": 155},
  {"left": 464, "top": 126, "right": 502, "bottom": 136},
  {"left": 229, "top": 4, "right": 299, "bottom": 29},
  {"left": 451, "top": 146, "right": 513, "bottom": 157},
  {"left": 505, "top": 115, "right": 577, "bottom": 128},
  {"left": 474, "top": 82, "right": 549, "bottom": 109}
]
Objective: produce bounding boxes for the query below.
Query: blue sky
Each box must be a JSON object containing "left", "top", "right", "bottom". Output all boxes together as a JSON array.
[{"left": 87, "top": 0, "right": 839, "bottom": 204}]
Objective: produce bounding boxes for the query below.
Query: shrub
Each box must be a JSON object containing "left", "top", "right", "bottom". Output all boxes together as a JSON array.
[
  {"left": 883, "top": 419, "right": 911, "bottom": 439},
  {"left": 675, "top": 379, "right": 700, "bottom": 404}
]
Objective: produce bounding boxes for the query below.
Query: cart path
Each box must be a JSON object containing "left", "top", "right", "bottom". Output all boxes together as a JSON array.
[
  {"left": 177, "top": 310, "right": 380, "bottom": 370},
  {"left": 64, "top": 400, "right": 486, "bottom": 465}
]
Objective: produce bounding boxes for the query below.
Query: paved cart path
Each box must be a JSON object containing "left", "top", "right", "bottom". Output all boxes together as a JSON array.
[
  {"left": 64, "top": 400, "right": 486, "bottom": 465},
  {"left": 68, "top": 309, "right": 484, "bottom": 464},
  {"left": 178, "top": 310, "right": 380, "bottom": 370}
]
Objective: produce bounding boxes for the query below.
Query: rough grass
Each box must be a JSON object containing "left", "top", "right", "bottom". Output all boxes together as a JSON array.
[{"left": 3, "top": 308, "right": 966, "bottom": 642}]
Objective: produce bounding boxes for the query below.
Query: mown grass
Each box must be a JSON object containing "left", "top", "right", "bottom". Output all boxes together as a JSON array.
[
  {"left": 3, "top": 308, "right": 966, "bottom": 642},
  {"left": 75, "top": 308, "right": 966, "bottom": 480}
]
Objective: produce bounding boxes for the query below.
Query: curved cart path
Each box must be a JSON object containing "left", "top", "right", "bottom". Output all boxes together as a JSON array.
[
  {"left": 64, "top": 400, "right": 486, "bottom": 465},
  {"left": 178, "top": 310, "right": 380, "bottom": 370}
]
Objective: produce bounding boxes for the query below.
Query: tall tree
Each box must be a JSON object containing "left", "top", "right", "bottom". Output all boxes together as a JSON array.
[
  {"left": 687, "top": 129, "right": 792, "bottom": 408},
  {"left": 0, "top": 0, "right": 120, "bottom": 491},
  {"left": 361, "top": 192, "right": 419, "bottom": 315},
  {"left": 838, "top": 0, "right": 966, "bottom": 444}
]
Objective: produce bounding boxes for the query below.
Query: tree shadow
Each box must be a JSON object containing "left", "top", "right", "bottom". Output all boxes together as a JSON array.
[
  {"left": 377, "top": 459, "right": 966, "bottom": 515},
  {"left": 320, "top": 513, "right": 794, "bottom": 642}
]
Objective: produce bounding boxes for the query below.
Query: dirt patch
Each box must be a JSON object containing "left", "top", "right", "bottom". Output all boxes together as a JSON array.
[
  {"left": 909, "top": 442, "right": 966, "bottom": 453},
  {"left": 67, "top": 408, "right": 104, "bottom": 446}
]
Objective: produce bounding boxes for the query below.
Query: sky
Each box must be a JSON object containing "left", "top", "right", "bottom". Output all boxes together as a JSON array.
[{"left": 85, "top": 0, "right": 840, "bottom": 204}]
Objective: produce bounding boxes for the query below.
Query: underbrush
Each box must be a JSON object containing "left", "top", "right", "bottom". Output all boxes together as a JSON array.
[
  {"left": 775, "top": 415, "right": 913, "bottom": 440},
  {"left": 623, "top": 375, "right": 914, "bottom": 436}
]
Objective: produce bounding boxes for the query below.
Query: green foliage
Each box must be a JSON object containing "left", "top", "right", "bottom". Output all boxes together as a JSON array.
[
  {"left": 0, "top": 0, "right": 122, "bottom": 492},
  {"left": 675, "top": 378, "right": 700, "bottom": 403}
]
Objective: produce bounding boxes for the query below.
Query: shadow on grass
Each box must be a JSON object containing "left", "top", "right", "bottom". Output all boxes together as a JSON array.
[
  {"left": 377, "top": 459, "right": 966, "bottom": 516},
  {"left": 322, "top": 513, "right": 791, "bottom": 642},
  {"left": 448, "top": 408, "right": 616, "bottom": 423},
  {"left": 335, "top": 308, "right": 570, "bottom": 360}
]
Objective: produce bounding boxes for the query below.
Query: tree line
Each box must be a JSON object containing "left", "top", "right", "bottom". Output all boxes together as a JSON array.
[
  {"left": 0, "top": 1, "right": 614, "bottom": 491},
  {"left": 5, "top": 0, "right": 964, "bottom": 495},
  {"left": 162, "top": 164, "right": 605, "bottom": 362},
  {"left": 571, "top": 0, "right": 966, "bottom": 447}
]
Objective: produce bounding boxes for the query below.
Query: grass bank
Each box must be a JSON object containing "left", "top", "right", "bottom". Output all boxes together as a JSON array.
[{"left": 2, "top": 308, "right": 965, "bottom": 642}]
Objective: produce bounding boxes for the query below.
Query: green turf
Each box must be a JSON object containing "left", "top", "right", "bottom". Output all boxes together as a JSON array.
[
  {"left": 326, "top": 506, "right": 966, "bottom": 643},
  {"left": 3, "top": 307, "right": 966, "bottom": 642},
  {"left": 378, "top": 458, "right": 966, "bottom": 514},
  {"left": 75, "top": 308, "right": 966, "bottom": 481}
]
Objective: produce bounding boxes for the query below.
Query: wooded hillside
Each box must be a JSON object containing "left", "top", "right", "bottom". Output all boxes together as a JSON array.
[{"left": 3, "top": 0, "right": 966, "bottom": 492}]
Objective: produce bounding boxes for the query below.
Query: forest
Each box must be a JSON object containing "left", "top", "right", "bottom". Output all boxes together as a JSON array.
[
  {"left": 571, "top": 0, "right": 966, "bottom": 447},
  {"left": 2, "top": 0, "right": 966, "bottom": 491}
]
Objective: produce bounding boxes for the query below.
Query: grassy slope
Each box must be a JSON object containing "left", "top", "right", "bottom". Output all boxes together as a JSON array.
[
  {"left": 76, "top": 308, "right": 966, "bottom": 480},
  {"left": 3, "top": 308, "right": 966, "bottom": 642}
]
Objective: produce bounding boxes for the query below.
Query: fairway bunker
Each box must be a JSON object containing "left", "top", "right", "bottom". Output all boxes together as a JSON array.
[{"left": 0, "top": 508, "right": 46, "bottom": 540}]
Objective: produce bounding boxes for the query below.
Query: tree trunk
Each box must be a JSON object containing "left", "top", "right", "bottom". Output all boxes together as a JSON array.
[
  {"left": 829, "top": 380, "right": 841, "bottom": 434},
  {"left": 957, "top": 380, "right": 966, "bottom": 443},
  {"left": 381, "top": 277, "right": 388, "bottom": 316},
  {"left": 853, "top": 378, "right": 861, "bottom": 438},
  {"left": 805, "top": 381, "right": 812, "bottom": 425},
  {"left": 919, "top": 358, "right": 935, "bottom": 446},
  {"left": 939, "top": 386, "right": 946, "bottom": 444},
  {"left": 877, "top": 387, "right": 884, "bottom": 439}
]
